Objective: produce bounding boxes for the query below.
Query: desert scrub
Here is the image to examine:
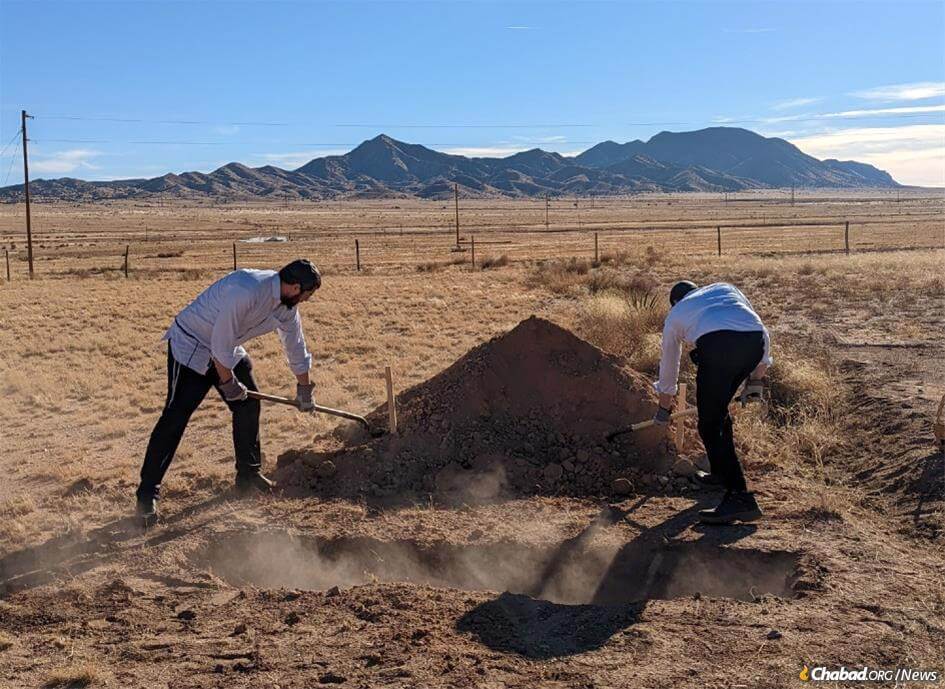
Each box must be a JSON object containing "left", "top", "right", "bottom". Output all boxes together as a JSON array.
[
  {"left": 575, "top": 290, "right": 668, "bottom": 373},
  {"left": 479, "top": 254, "right": 510, "bottom": 270},
  {"left": 44, "top": 662, "right": 103, "bottom": 688}
]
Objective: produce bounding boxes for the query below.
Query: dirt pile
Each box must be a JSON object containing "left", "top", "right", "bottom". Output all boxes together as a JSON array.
[{"left": 276, "top": 317, "right": 679, "bottom": 500}]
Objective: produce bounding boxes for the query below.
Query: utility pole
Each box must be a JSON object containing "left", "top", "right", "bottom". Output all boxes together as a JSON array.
[
  {"left": 454, "top": 183, "right": 460, "bottom": 247},
  {"left": 545, "top": 195, "right": 549, "bottom": 230},
  {"left": 791, "top": 184, "right": 795, "bottom": 206},
  {"left": 21, "top": 110, "right": 34, "bottom": 279}
]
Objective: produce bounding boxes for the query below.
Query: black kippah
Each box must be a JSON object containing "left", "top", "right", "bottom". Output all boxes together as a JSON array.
[{"left": 279, "top": 259, "right": 321, "bottom": 291}]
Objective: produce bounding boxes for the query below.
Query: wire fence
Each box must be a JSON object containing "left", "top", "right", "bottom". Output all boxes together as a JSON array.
[{"left": 0, "top": 190, "right": 943, "bottom": 280}]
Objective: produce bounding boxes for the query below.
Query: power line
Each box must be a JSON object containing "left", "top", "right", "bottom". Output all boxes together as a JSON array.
[
  {"left": 0, "top": 129, "right": 21, "bottom": 159},
  {"left": 2, "top": 137, "right": 19, "bottom": 186},
  {"left": 37, "top": 115, "right": 290, "bottom": 126}
]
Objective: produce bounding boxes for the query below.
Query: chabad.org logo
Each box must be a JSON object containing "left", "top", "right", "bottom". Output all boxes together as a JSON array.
[{"left": 800, "top": 664, "right": 940, "bottom": 682}]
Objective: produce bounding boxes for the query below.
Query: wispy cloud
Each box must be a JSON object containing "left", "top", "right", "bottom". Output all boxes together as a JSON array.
[
  {"left": 510, "top": 134, "right": 568, "bottom": 144},
  {"left": 504, "top": 25, "right": 533, "bottom": 30},
  {"left": 437, "top": 146, "right": 530, "bottom": 158},
  {"left": 772, "top": 97, "right": 821, "bottom": 111},
  {"left": 852, "top": 81, "right": 945, "bottom": 102},
  {"left": 722, "top": 27, "right": 775, "bottom": 34},
  {"left": 254, "top": 150, "right": 347, "bottom": 169},
  {"left": 214, "top": 124, "right": 241, "bottom": 136},
  {"left": 31, "top": 149, "right": 102, "bottom": 175},
  {"left": 715, "top": 103, "right": 945, "bottom": 126},
  {"left": 790, "top": 124, "right": 945, "bottom": 187}
]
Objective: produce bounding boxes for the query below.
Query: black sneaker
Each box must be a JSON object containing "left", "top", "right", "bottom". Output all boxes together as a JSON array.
[
  {"left": 235, "top": 472, "right": 274, "bottom": 496},
  {"left": 136, "top": 496, "right": 159, "bottom": 527},
  {"left": 698, "top": 491, "right": 763, "bottom": 525},
  {"left": 693, "top": 470, "right": 722, "bottom": 487}
]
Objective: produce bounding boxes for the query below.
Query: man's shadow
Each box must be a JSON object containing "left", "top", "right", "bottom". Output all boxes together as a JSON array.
[{"left": 455, "top": 494, "right": 758, "bottom": 659}]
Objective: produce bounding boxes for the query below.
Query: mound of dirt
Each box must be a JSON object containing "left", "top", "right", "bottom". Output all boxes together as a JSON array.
[{"left": 276, "top": 317, "right": 679, "bottom": 500}]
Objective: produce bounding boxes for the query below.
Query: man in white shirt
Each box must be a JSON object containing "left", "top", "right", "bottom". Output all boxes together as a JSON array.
[
  {"left": 654, "top": 281, "right": 772, "bottom": 524},
  {"left": 136, "top": 259, "right": 321, "bottom": 524}
]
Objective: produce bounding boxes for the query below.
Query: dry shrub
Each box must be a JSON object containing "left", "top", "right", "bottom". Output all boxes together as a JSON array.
[
  {"left": 44, "top": 662, "right": 102, "bottom": 688},
  {"left": 479, "top": 254, "right": 510, "bottom": 270},
  {"left": 598, "top": 250, "right": 631, "bottom": 267},
  {"left": 0, "top": 632, "right": 13, "bottom": 650},
  {"left": 416, "top": 260, "right": 444, "bottom": 273},
  {"left": 643, "top": 245, "right": 666, "bottom": 267},
  {"left": 526, "top": 257, "right": 592, "bottom": 294},
  {"left": 768, "top": 354, "right": 834, "bottom": 417},
  {"left": 576, "top": 292, "right": 668, "bottom": 372},
  {"left": 798, "top": 261, "right": 816, "bottom": 275}
]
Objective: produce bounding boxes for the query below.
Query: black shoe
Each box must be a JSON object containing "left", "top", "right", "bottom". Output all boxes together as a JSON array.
[
  {"left": 698, "top": 491, "right": 763, "bottom": 525},
  {"left": 693, "top": 470, "right": 722, "bottom": 487},
  {"left": 136, "top": 496, "right": 158, "bottom": 527},
  {"left": 235, "top": 472, "right": 274, "bottom": 496}
]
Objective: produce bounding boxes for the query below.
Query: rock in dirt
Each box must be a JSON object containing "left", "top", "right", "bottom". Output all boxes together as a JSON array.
[
  {"left": 767, "top": 629, "right": 783, "bottom": 640},
  {"left": 276, "top": 317, "right": 678, "bottom": 500},
  {"left": 672, "top": 458, "right": 697, "bottom": 477},
  {"left": 316, "top": 460, "right": 337, "bottom": 478},
  {"left": 612, "top": 477, "right": 634, "bottom": 495}
]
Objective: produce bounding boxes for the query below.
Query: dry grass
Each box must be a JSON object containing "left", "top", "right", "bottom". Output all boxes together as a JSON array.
[
  {"left": 43, "top": 662, "right": 103, "bottom": 688},
  {"left": 0, "top": 631, "right": 13, "bottom": 651}
]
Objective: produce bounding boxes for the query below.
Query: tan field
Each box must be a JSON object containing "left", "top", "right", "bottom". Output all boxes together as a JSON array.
[{"left": 0, "top": 192, "right": 943, "bottom": 688}]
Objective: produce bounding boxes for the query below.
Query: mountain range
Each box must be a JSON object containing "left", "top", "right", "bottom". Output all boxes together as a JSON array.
[{"left": 0, "top": 127, "right": 899, "bottom": 201}]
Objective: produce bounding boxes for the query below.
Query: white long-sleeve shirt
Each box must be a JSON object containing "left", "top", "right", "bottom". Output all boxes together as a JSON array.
[
  {"left": 655, "top": 282, "right": 772, "bottom": 395},
  {"left": 163, "top": 269, "right": 312, "bottom": 376}
]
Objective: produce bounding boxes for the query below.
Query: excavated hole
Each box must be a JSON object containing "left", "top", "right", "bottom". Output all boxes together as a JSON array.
[{"left": 196, "top": 530, "right": 802, "bottom": 604}]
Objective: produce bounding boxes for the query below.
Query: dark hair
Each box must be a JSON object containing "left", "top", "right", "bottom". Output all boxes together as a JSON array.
[
  {"left": 669, "top": 280, "right": 698, "bottom": 306},
  {"left": 279, "top": 259, "right": 321, "bottom": 291}
]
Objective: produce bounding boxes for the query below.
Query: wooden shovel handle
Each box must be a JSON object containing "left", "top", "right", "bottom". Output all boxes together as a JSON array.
[{"left": 246, "top": 390, "right": 371, "bottom": 429}]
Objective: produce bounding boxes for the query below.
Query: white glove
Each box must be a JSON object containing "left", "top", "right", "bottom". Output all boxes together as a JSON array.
[
  {"left": 740, "top": 378, "right": 765, "bottom": 406},
  {"left": 296, "top": 382, "right": 316, "bottom": 412},
  {"left": 220, "top": 376, "right": 248, "bottom": 402}
]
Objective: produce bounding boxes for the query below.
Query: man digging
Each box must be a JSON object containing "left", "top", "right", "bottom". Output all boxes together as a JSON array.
[
  {"left": 135, "top": 259, "right": 321, "bottom": 525},
  {"left": 653, "top": 281, "right": 772, "bottom": 524}
]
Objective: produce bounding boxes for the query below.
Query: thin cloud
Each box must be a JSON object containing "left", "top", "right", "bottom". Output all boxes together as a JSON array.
[
  {"left": 852, "top": 81, "right": 945, "bottom": 102},
  {"left": 790, "top": 124, "right": 945, "bottom": 187},
  {"left": 504, "top": 25, "right": 533, "bottom": 30},
  {"left": 214, "top": 124, "right": 241, "bottom": 136},
  {"left": 255, "top": 150, "right": 348, "bottom": 168},
  {"left": 31, "top": 149, "right": 102, "bottom": 175},
  {"left": 437, "top": 146, "right": 530, "bottom": 158},
  {"left": 772, "top": 97, "right": 821, "bottom": 111}
]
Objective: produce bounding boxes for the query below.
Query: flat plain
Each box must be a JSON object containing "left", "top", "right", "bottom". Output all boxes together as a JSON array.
[{"left": 0, "top": 190, "right": 942, "bottom": 688}]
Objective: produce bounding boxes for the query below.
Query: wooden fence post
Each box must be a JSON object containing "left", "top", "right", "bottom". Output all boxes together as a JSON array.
[
  {"left": 675, "top": 383, "right": 687, "bottom": 448},
  {"left": 233, "top": 242, "right": 237, "bottom": 270},
  {"left": 384, "top": 365, "right": 397, "bottom": 435},
  {"left": 594, "top": 232, "right": 599, "bottom": 263},
  {"left": 844, "top": 221, "right": 850, "bottom": 255},
  {"left": 717, "top": 226, "right": 722, "bottom": 256},
  {"left": 124, "top": 245, "right": 130, "bottom": 278},
  {"left": 4, "top": 249, "right": 9, "bottom": 282},
  {"left": 471, "top": 235, "right": 475, "bottom": 269},
  {"left": 355, "top": 239, "right": 361, "bottom": 271}
]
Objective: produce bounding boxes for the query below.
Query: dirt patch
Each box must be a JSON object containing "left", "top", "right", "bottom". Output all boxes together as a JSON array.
[
  {"left": 276, "top": 317, "right": 678, "bottom": 500},
  {"left": 195, "top": 530, "right": 800, "bottom": 605}
]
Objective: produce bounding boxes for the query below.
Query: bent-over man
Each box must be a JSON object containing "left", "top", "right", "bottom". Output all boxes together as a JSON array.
[
  {"left": 654, "top": 281, "right": 772, "bottom": 524},
  {"left": 136, "top": 259, "right": 321, "bottom": 524}
]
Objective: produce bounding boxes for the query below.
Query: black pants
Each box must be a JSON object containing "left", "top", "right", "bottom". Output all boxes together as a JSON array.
[
  {"left": 694, "top": 330, "right": 764, "bottom": 493},
  {"left": 137, "top": 345, "right": 262, "bottom": 500}
]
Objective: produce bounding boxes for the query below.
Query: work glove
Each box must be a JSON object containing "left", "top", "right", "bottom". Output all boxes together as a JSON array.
[
  {"left": 653, "top": 406, "right": 673, "bottom": 427},
  {"left": 219, "top": 376, "right": 248, "bottom": 402},
  {"left": 296, "top": 382, "right": 316, "bottom": 412},
  {"left": 740, "top": 378, "right": 766, "bottom": 406}
]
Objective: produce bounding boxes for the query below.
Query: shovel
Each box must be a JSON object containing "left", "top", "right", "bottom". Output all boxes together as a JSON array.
[
  {"left": 606, "top": 407, "right": 698, "bottom": 441},
  {"left": 247, "top": 390, "right": 385, "bottom": 437}
]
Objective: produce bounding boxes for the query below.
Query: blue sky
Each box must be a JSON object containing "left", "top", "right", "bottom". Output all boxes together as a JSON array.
[{"left": 1, "top": 0, "right": 943, "bottom": 186}]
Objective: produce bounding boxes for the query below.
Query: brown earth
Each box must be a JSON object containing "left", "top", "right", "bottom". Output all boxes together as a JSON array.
[{"left": 276, "top": 317, "right": 680, "bottom": 503}]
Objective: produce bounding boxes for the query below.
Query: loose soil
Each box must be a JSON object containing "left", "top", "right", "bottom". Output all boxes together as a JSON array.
[{"left": 276, "top": 317, "right": 679, "bottom": 502}]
